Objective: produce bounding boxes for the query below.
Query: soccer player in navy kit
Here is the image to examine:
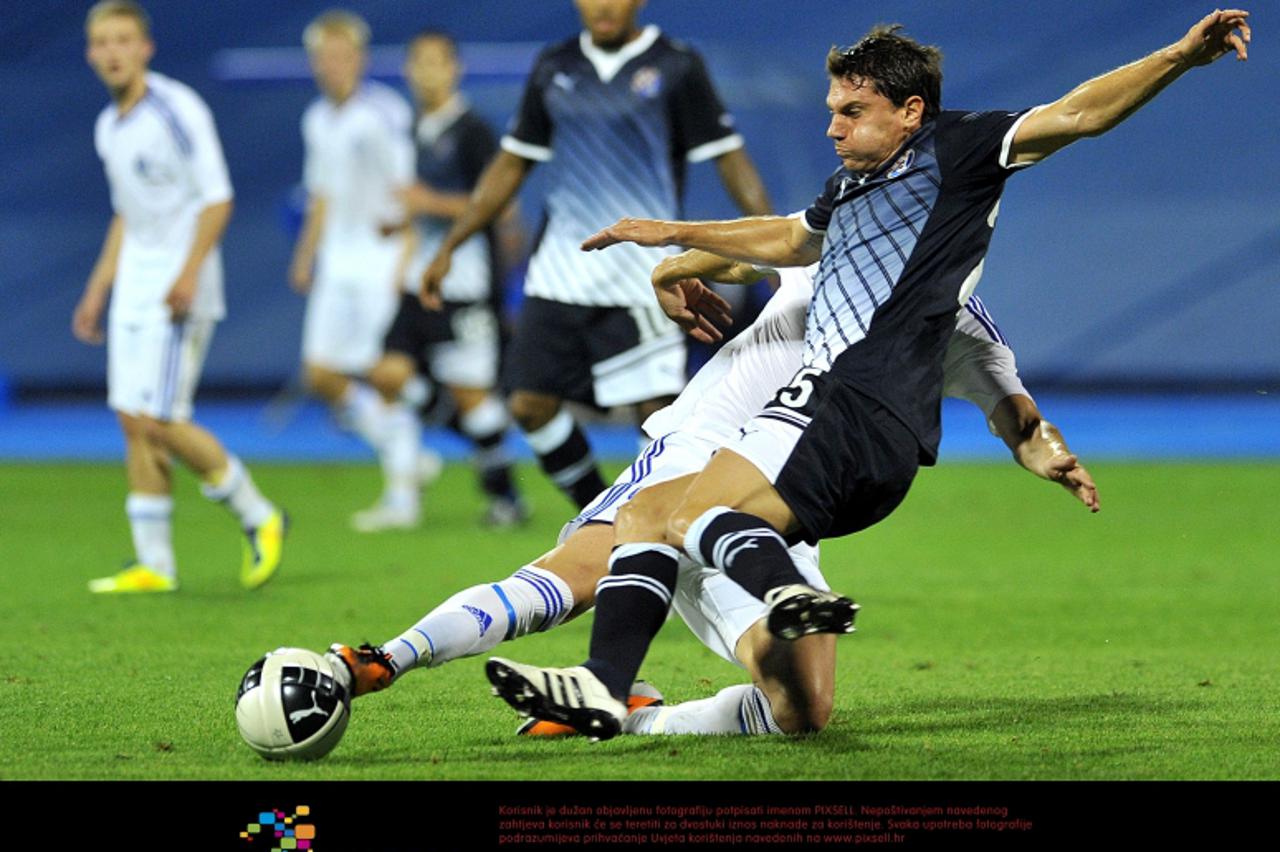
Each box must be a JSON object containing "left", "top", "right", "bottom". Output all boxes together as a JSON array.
[
  {"left": 420, "top": 0, "right": 772, "bottom": 511},
  {"left": 484, "top": 10, "right": 1252, "bottom": 739},
  {"left": 360, "top": 30, "right": 526, "bottom": 530}
]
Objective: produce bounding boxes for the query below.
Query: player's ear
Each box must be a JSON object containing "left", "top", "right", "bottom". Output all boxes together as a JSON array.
[{"left": 901, "top": 95, "right": 925, "bottom": 131}]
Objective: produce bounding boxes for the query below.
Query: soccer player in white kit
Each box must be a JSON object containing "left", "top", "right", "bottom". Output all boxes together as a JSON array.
[
  {"left": 73, "top": 1, "right": 285, "bottom": 594},
  {"left": 287, "top": 11, "right": 429, "bottom": 528},
  {"left": 324, "top": 252, "right": 1097, "bottom": 740}
]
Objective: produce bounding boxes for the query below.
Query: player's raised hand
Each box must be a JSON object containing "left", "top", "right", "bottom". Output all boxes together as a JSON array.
[
  {"left": 1044, "top": 453, "right": 1100, "bottom": 513},
  {"left": 582, "top": 218, "right": 675, "bottom": 251},
  {"left": 1174, "top": 9, "right": 1250, "bottom": 65},
  {"left": 72, "top": 291, "right": 106, "bottom": 345},
  {"left": 654, "top": 278, "right": 733, "bottom": 344},
  {"left": 419, "top": 250, "right": 449, "bottom": 310}
]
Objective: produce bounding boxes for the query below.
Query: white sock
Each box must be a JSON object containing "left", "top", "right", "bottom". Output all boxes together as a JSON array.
[
  {"left": 126, "top": 493, "right": 176, "bottom": 579},
  {"left": 338, "top": 382, "right": 387, "bottom": 449},
  {"left": 624, "top": 684, "right": 783, "bottom": 735},
  {"left": 380, "top": 402, "right": 421, "bottom": 511},
  {"left": 459, "top": 395, "right": 510, "bottom": 440},
  {"left": 400, "top": 374, "right": 431, "bottom": 408},
  {"left": 201, "top": 455, "right": 274, "bottom": 529},
  {"left": 382, "top": 565, "right": 573, "bottom": 675}
]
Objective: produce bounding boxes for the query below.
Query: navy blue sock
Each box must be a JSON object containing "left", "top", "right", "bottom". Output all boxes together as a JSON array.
[
  {"left": 583, "top": 543, "right": 679, "bottom": 698},
  {"left": 687, "top": 507, "right": 805, "bottom": 600}
]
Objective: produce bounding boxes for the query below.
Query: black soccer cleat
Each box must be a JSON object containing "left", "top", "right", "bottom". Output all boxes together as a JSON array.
[{"left": 763, "top": 584, "right": 861, "bottom": 640}]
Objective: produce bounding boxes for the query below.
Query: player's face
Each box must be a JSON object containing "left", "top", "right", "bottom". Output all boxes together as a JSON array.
[
  {"left": 825, "top": 75, "right": 922, "bottom": 174},
  {"left": 405, "top": 38, "right": 459, "bottom": 107},
  {"left": 574, "top": 0, "right": 645, "bottom": 49},
  {"left": 309, "top": 32, "right": 365, "bottom": 102},
  {"left": 86, "top": 14, "right": 153, "bottom": 95}
]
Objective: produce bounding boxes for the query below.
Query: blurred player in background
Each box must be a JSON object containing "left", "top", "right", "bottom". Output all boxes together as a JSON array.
[
  {"left": 287, "top": 11, "right": 433, "bottom": 529},
  {"left": 421, "top": 0, "right": 773, "bottom": 511},
  {"left": 73, "top": 1, "right": 285, "bottom": 593},
  {"left": 325, "top": 256, "right": 1097, "bottom": 740},
  {"left": 363, "top": 30, "right": 526, "bottom": 531}
]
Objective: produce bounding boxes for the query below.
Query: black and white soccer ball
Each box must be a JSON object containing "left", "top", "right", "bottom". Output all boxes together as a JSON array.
[{"left": 235, "top": 647, "right": 351, "bottom": 761}]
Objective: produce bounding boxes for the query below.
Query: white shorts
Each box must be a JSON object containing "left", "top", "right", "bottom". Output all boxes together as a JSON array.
[
  {"left": 672, "top": 542, "right": 826, "bottom": 668},
  {"left": 428, "top": 303, "right": 500, "bottom": 389},
  {"left": 302, "top": 276, "right": 399, "bottom": 374},
  {"left": 562, "top": 430, "right": 717, "bottom": 537},
  {"left": 561, "top": 428, "right": 828, "bottom": 668},
  {"left": 108, "top": 314, "right": 215, "bottom": 423}
]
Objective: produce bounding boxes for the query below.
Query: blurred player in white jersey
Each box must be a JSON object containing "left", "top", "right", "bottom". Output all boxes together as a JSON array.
[
  {"left": 72, "top": 1, "right": 285, "bottom": 593},
  {"left": 325, "top": 255, "right": 1097, "bottom": 740},
  {"left": 360, "top": 30, "right": 526, "bottom": 531},
  {"left": 421, "top": 0, "right": 773, "bottom": 511},
  {"left": 287, "top": 11, "right": 430, "bottom": 528}
]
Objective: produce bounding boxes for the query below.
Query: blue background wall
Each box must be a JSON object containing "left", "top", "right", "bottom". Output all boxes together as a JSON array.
[{"left": 2, "top": 0, "right": 1276, "bottom": 394}]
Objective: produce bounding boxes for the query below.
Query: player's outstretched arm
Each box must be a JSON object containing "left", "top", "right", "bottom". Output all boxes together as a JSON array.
[
  {"left": 990, "top": 394, "right": 1100, "bottom": 512},
  {"left": 420, "top": 150, "right": 532, "bottom": 309},
  {"left": 1010, "top": 9, "right": 1250, "bottom": 165},
  {"left": 72, "top": 214, "right": 123, "bottom": 345},
  {"left": 582, "top": 215, "right": 821, "bottom": 269}
]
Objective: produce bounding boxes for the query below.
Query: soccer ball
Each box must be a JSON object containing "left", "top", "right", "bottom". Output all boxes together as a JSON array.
[{"left": 235, "top": 647, "right": 351, "bottom": 761}]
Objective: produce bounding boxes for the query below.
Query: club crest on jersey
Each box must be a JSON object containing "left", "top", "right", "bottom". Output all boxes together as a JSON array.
[
  {"left": 886, "top": 149, "right": 915, "bottom": 179},
  {"left": 133, "top": 155, "right": 174, "bottom": 185},
  {"left": 630, "top": 66, "right": 663, "bottom": 98}
]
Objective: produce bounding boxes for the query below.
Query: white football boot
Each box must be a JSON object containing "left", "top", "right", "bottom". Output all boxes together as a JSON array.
[{"left": 486, "top": 657, "right": 627, "bottom": 741}]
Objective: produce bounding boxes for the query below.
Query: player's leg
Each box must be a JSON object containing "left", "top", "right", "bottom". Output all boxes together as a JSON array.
[
  {"left": 301, "top": 278, "right": 392, "bottom": 451},
  {"left": 90, "top": 316, "right": 179, "bottom": 592},
  {"left": 450, "top": 384, "right": 526, "bottom": 526},
  {"left": 430, "top": 300, "right": 525, "bottom": 525},
  {"left": 626, "top": 542, "right": 836, "bottom": 736},
  {"left": 96, "top": 411, "right": 179, "bottom": 590},
  {"left": 145, "top": 320, "right": 285, "bottom": 588},
  {"left": 329, "top": 522, "right": 609, "bottom": 696},
  {"left": 504, "top": 298, "right": 606, "bottom": 509},
  {"left": 358, "top": 348, "right": 426, "bottom": 531}
]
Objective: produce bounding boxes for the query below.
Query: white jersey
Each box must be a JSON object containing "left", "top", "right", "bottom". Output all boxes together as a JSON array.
[
  {"left": 302, "top": 81, "right": 414, "bottom": 283},
  {"left": 642, "top": 265, "right": 1029, "bottom": 443},
  {"left": 94, "top": 72, "right": 232, "bottom": 321}
]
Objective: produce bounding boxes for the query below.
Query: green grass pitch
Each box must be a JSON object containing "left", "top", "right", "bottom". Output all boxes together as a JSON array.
[{"left": 0, "top": 460, "right": 1276, "bottom": 780}]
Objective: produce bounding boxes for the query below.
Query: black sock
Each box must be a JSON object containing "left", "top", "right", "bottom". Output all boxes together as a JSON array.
[
  {"left": 583, "top": 544, "right": 679, "bottom": 698},
  {"left": 689, "top": 507, "right": 805, "bottom": 600},
  {"left": 470, "top": 429, "right": 518, "bottom": 501},
  {"left": 535, "top": 422, "right": 605, "bottom": 508}
]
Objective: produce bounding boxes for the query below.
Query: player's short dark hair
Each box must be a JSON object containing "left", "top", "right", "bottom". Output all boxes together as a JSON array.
[
  {"left": 410, "top": 28, "right": 458, "bottom": 57},
  {"left": 827, "top": 25, "right": 942, "bottom": 121}
]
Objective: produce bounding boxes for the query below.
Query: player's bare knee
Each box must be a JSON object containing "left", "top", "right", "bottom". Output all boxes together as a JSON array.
[
  {"left": 303, "top": 364, "right": 346, "bottom": 402},
  {"left": 368, "top": 359, "right": 409, "bottom": 402},
  {"left": 509, "top": 392, "right": 558, "bottom": 432},
  {"left": 613, "top": 496, "right": 672, "bottom": 545}
]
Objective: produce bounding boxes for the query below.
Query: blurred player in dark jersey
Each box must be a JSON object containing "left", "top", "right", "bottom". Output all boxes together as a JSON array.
[
  {"left": 359, "top": 30, "right": 526, "bottom": 531},
  {"left": 421, "top": 0, "right": 773, "bottom": 510}
]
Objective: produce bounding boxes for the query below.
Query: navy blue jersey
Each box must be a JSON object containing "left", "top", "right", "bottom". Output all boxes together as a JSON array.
[
  {"left": 408, "top": 97, "right": 496, "bottom": 302},
  {"left": 502, "top": 26, "right": 743, "bottom": 306},
  {"left": 801, "top": 108, "right": 1034, "bottom": 464}
]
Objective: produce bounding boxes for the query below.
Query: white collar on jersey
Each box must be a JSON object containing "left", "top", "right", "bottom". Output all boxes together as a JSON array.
[
  {"left": 416, "top": 93, "right": 468, "bottom": 146},
  {"left": 578, "top": 24, "right": 660, "bottom": 84}
]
